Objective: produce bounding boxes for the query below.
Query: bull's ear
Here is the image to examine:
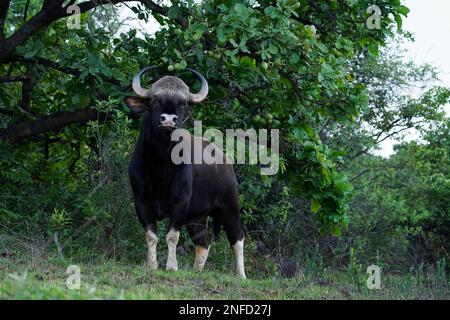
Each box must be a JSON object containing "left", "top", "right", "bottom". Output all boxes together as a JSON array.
[{"left": 124, "top": 96, "right": 147, "bottom": 113}]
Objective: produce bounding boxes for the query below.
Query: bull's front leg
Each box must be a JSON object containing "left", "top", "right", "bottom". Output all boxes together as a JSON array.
[
  {"left": 145, "top": 226, "right": 158, "bottom": 270},
  {"left": 131, "top": 189, "right": 158, "bottom": 270},
  {"left": 166, "top": 228, "right": 180, "bottom": 270}
]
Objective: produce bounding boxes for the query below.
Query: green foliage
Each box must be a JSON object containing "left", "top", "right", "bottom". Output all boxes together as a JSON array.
[
  {"left": 346, "top": 120, "right": 450, "bottom": 267},
  {"left": 1, "top": 0, "right": 449, "bottom": 288},
  {"left": 1, "top": 0, "right": 412, "bottom": 235}
]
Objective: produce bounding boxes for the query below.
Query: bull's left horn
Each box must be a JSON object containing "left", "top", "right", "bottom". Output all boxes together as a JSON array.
[
  {"left": 132, "top": 66, "right": 157, "bottom": 98},
  {"left": 186, "top": 68, "right": 209, "bottom": 104}
]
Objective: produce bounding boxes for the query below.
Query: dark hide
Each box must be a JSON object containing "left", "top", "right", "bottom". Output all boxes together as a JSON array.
[{"left": 126, "top": 93, "right": 244, "bottom": 250}]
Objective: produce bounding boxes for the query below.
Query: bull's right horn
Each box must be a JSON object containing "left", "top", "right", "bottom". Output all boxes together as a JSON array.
[
  {"left": 132, "top": 66, "right": 157, "bottom": 98},
  {"left": 186, "top": 68, "right": 209, "bottom": 104}
]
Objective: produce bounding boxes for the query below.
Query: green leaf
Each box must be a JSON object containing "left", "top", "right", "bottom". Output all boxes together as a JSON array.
[
  {"left": 397, "top": 5, "right": 410, "bottom": 16},
  {"left": 239, "top": 56, "right": 256, "bottom": 68},
  {"left": 395, "top": 15, "right": 403, "bottom": 29},
  {"left": 331, "top": 225, "right": 342, "bottom": 236},
  {"left": 289, "top": 53, "right": 300, "bottom": 64},
  {"left": 316, "top": 42, "right": 328, "bottom": 53},
  {"left": 311, "top": 199, "right": 321, "bottom": 213},
  {"left": 268, "top": 44, "right": 278, "bottom": 55},
  {"left": 168, "top": 6, "right": 179, "bottom": 19},
  {"left": 217, "top": 28, "right": 227, "bottom": 43},
  {"left": 24, "top": 51, "right": 36, "bottom": 59},
  {"left": 230, "top": 38, "right": 239, "bottom": 48},
  {"left": 173, "top": 48, "right": 183, "bottom": 59},
  {"left": 218, "top": 4, "right": 228, "bottom": 12},
  {"left": 368, "top": 42, "right": 379, "bottom": 57},
  {"left": 234, "top": 3, "right": 247, "bottom": 15},
  {"left": 179, "top": 59, "right": 187, "bottom": 69}
]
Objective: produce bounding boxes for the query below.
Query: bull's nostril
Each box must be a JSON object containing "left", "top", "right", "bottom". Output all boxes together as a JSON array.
[
  {"left": 173, "top": 116, "right": 178, "bottom": 122},
  {"left": 160, "top": 115, "right": 166, "bottom": 122}
]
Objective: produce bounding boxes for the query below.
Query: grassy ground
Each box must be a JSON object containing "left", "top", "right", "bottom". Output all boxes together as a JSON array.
[{"left": 0, "top": 256, "right": 448, "bottom": 300}]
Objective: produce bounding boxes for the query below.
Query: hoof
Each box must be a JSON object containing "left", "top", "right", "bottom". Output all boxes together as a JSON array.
[
  {"left": 166, "top": 263, "right": 178, "bottom": 271},
  {"left": 148, "top": 262, "right": 158, "bottom": 270}
]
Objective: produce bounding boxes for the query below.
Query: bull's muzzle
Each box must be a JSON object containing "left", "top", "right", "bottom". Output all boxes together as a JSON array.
[{"left": 159, "top": 113, "right": 178, "bottom": 129}]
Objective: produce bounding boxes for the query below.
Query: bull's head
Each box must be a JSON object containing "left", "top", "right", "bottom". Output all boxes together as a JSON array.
[{"left": 124, "top": 67, "right": 208, "bottom": 134}]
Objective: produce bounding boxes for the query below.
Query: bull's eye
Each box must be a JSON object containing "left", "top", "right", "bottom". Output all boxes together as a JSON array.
[{"left": 160, "top": 115, "right": 166, "bottom": 122}]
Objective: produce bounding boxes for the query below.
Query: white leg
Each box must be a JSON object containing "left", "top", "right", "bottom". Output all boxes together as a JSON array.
[
  {"left": 145, "top": 229, "right": 158, "bottom": 270},
  {"left": 232, "top": 239, "right": 246, "bottom": 279},
  {"left": 194, "top": 245, "right": 210, "bottom": 271},
  {"left": 166, "top": 228, "right": 180, "bottom": 270}
]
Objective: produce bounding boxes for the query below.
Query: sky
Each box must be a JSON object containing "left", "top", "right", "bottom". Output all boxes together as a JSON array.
[
  {"left": 402, "top": 0, "right": 450, "bottom": 88},
  {"left": 118, "top": 1, "right": 450, "bottom": 157},
  {"left": 374, "top": 0, "right": 450, "bottom": 156}
]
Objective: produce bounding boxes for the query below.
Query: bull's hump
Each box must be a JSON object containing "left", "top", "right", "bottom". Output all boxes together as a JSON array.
[{"left": 152, "top": 76, "right": 189, "bottom": 99}]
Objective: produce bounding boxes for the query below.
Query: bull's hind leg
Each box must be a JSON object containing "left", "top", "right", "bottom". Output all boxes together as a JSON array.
[
  {"left": 145, "top": 226, "right": 159, "bottom": 270},
  {"left": 186, "top": 216, "right": 210, "bottom": 271},
  {"left": 166, "top": 227, "right": 180, "bottom": 271},
  {"left": 218, "top": 206, "right": 246, "bottom": 279}
]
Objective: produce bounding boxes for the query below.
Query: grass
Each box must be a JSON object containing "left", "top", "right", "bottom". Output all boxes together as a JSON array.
[{"left": 0, "top": 255, "right": 448, "bottom": 300}]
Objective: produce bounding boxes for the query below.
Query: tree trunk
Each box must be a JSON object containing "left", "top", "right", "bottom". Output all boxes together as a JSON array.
[{"left": 0, "top": 108, "right": 108, "bottom": 144}]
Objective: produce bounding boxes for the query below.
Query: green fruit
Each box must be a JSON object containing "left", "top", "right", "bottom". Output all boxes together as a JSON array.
[
  {"left": 167, "top": 65, "right": 174, "bottom": 72},
  {"left": 174, "top": 63, "right": 182, "bottom": 71},
  {"left": 184, "top": 40, "right": 192, "bottom": 47},
  {"left": 261, "top": 62, "right": 268, "bottom": 70},
  {"left": 265, "top": 113, "right": 273, "bottom": 122},
  {"left": 252, "top": 115, "right": 262, "bottom": 123},
  {"left": 346, "top": 73, "right": 355, "bottom": 82},
  {"left": 174, "top": 28, "right": 182, "bottom": 35},
  {"left": 304, "top": 141, "right": 315, "bottom": 150},
  {"left": 252, "top": 98, "right": 259, "bottom": 104}
]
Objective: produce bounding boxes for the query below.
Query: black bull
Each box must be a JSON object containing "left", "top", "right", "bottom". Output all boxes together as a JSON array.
[{"left": 124, "top": 67, "right": 246, "bottom": 278}]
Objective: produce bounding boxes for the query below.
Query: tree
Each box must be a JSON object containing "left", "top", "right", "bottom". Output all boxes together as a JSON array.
[
  {"left": 345, "top": 119, "right": 450, "bottom": 266},
  {"left": 0, "top": 0, "right": 410, "bottom": 234},
  {"left": 324, "top": 37, "right": 450, "bottom": 162}
]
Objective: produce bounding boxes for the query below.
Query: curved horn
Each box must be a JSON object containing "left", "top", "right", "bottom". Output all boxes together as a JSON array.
[
  {"left": 132, "top": 66, "right": 157, "bottom": 98},
  {"left": 186, "top": 68, "right": 209, "bottom": 104}
]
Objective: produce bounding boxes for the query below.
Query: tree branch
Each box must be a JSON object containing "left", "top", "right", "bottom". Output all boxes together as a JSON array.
[
  {"left": 0, "top": 107, "right": 108, "bottom": 144},
  {"left": 278, "top": 69, "right": 305, "bottom": 104},
  {"left": 23, "top": 0, "right": 31, "bottom": 22},
  {"left": 10, "top": 55, "right": 124, "bottom": 88},
  {"left": 0, "top": 0, "right": 11, "bottom": 41},
  {"left": 350, "top": 169, "right": 371, "bottom": 183},
  {"left": 0, "top": 75, "right": 29, "bottom": 82},
  {"left": 0, "top": 0, "right": 186, "bottom": 64},
  {"left": 0, "top": 103, "right": 141, "bottom": 144},
  {"left": 20, "top": 67, "right": 37, "bottom": 113},
  {"left": 140, "top": 0, "right": 187, "bottom": 28},
  {"left": 0, "top": 105, "right": 15, "bottom": 116}
]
